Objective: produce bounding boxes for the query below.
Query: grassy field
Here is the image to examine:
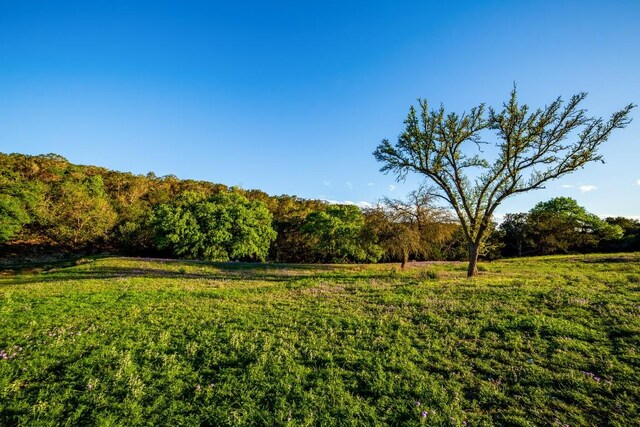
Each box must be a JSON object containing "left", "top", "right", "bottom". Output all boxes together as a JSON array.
[{"left": 1, "top": 254, "right": 639, "bottom": 426}]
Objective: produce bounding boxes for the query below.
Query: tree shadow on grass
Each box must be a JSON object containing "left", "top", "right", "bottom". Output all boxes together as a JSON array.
[
  {"left": 0, "top": 255, "right": 329, "bottom": 275},
  {"left": 580, "top": 255, "right": 640, "bottom": 264},
  {"left": 0, "top": 257, "right": 401, "bottom": 287},
  {"left": 2, "top": 266, "right": 291, "bottom": 286}
]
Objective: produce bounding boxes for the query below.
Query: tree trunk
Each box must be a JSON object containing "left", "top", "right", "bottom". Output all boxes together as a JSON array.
[
  {"left": 467, "top": 243, "right": 479, "bottom": 277},
  {"left": 401, "top": 249, "right": 408, "bottom": 269}
]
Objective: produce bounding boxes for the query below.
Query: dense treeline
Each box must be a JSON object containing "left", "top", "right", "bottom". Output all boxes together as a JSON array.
[
  {"left": 498, "top": 197, "right": 639, "bottom": 256},
  {"left": 1, "top": 152, "right": 639, "bottom": 264}
]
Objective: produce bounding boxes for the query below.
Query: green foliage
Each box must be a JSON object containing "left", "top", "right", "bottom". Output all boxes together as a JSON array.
[
  {"left": 267, "top": 196, "right": 326, "bottom": 263},
  {"left": 374, "top": 87, "right": 634, "bottom": 276},
  {"left": 151, "top": 191, "right": 276, "bottom": 261},
  {"left": 38, "top": 176, "right": 117, "bottom": 249},
  {"left": 1, "top": 254, "right": 639, "bottom": 425},
  {"left": 2, "top": 152, "right": 639, "bottom": 264},
  {"left": 0, "top": 163, "right": 46, "bottom": 243},
  {"left": 302, "top": 204, "right": 382, "bottom": 263},
  {"left": 0, "top": 194, "right": 30, "bottom": 242},
  {"left": 364, "top": 207, "right": 422, "bottom": 266},
  {"left": 113, "top": 203, "right": 155, "bottom": 254},
  {"left": 529, "top": 197, "right": 623, "bottom": 254},
  {"left": 500, "top": 213, "right": 535, "bottom": 256},
  {"left": 604, "top": 217, "right": 640, "bottom": 251},
  {"left": 500, "top": 198, "right": 625, "bottom": 257}
]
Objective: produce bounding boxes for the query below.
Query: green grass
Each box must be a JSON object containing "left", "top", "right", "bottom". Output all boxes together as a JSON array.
[{"left": 1, "top": 254, "right": 639, "bottom": 426}]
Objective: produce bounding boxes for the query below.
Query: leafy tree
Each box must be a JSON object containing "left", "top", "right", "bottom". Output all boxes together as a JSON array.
[
  {"left": 0, "top": 174, "right": 44, "bottom": 243},
  {"left": 267, "top": 196, "right": 325, "bottom": 263},
  {"left": 605, "top": 216, "right": 640, "bottom": 234},
  {"left": 499, "top": 213, "right": 535, "bottom": 257},
  {"left": 302, "top": 204, "right": 382, "bottom": 263},
  {"left": 38, "top": 176, "right": 117, "bottom": 249},
  {"left": 151, "top": 191, "right": 276, "bottom": 261},
  {"left": 374, "top": 88, "right": 634, "bottom": 276},
  {"left": 528, "top": 197, "right": 622, "bottom": 254},
  {"left": 113, "top": 203, "right": 155, "bottom": 254},
  {"left": 604, "top": 216, "right": 640, "bottom": 251},
  {"left": 102, "top": 172, "right": 155, "bottom": 254},
  {"left": 0, "top": 194, "right": 30, "bottom": 243}
]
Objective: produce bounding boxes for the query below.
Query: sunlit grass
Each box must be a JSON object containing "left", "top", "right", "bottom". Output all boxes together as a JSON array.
[{"left": 1, "top": 254, "right": 639, "bottom": 426}]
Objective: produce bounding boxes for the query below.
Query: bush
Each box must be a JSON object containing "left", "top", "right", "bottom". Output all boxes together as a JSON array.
[{"left": 151, "top": 191, "right": 276, "bottom": 261}]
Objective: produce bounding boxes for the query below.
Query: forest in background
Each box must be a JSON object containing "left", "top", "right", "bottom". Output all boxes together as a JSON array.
[{"left": 1, "top": 152, "right": 639, "bottom": 264}]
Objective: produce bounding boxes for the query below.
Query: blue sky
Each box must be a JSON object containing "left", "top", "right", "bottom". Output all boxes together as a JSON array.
[{"left": 1, "top": 1, "right": 639, "bottom": 218}]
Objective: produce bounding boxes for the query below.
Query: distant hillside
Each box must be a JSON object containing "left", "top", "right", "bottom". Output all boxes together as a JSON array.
[{"left": 0, "top": 152, "right": 329, "bottom": 262}]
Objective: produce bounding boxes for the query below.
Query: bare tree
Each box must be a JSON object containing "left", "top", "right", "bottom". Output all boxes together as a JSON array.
[
  {"left": 374, "top": 88, "right": 634, "bottom": 276},
  {"left": 381, "top": 184, "right": 454, "bottom": 267},
  {"left": 364, "top": 184, "right": 454, "bottom": 269}
]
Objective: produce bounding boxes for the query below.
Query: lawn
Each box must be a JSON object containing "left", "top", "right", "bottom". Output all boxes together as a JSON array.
[{"left": 1, "top": 254, "right": 639, "bottom": 426}]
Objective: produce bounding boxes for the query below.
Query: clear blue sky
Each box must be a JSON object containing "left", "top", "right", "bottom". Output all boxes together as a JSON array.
[{"left": 1, "top": 1, "right": 639, "bottom": 218}]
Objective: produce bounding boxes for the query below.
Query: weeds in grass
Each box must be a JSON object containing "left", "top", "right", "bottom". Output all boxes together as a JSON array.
[{"left": 417, "top": 269, "right": 439, "bottom": 281}]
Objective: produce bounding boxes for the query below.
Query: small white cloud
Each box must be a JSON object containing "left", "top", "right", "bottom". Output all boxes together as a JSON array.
[
  {"left": 346, "top": 181, "right": 353, "bottom": 189},
  {"left": 367, "top": 182, "right": 374, "bottom": 187},
  {"left": 636, "top": 179, "right": 640, "bottom": 186},
  {"left": 344, "top": 200, "right": 374, "bottom": 209},
  {"left": 579, "top": 185, "right": 597, "bottom": 193},
  {"left": 388, "top": 184, "right": 396, "bottom": 191},
  {"left": 355, "top": 201, "right": 374, "bottom": 209},
  {"left": 322, "top": 181, "right": 331, "bottom": 186},
  {"left": 322, "top": 199, "right": 374, "bottom": 209},
  {"left": 561, "top": 184, "right": 574, "bottom": 188},
  {"left": 493, "top": 213, "right": 506, "bottom": 224}
]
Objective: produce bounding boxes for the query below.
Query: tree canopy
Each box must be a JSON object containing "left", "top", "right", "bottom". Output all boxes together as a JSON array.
[
  {"left": 500, "top": 197, "right": 624, "bottom": 256},
  {"left": 374, "top": 88, "right": 634, "bottom": 276},
  {"left": 528, "top": 197, "right": 622, "bottom": 254},
  {"left": 39, "top": 176, "right": 117, "bottom": 249},
  {"left": 0, "top": 194, "right": 30, "bottom": 243},
  {"left": 366, "top": 185, "right": 455, "bottom": 268},
  {"left": 302, "top": 204, "right": 382, "bottom": 263},
  {"left": 151, "top": 191, "right": 276, "bottom": 262}
]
